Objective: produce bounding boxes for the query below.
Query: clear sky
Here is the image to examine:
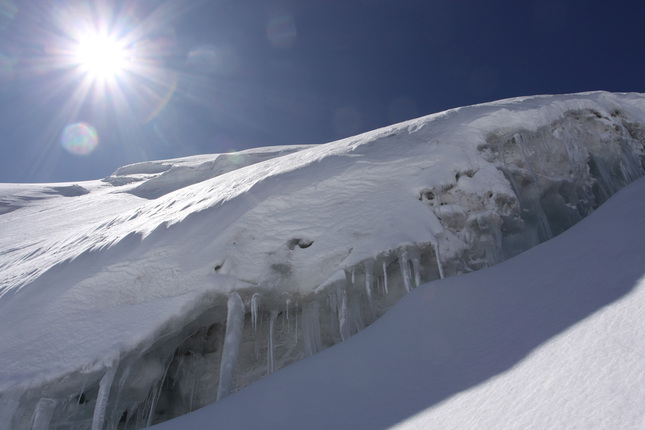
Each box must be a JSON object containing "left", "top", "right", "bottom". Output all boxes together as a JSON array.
[{"left": 0, "top": 0, "right": 643, "bottom": 183}]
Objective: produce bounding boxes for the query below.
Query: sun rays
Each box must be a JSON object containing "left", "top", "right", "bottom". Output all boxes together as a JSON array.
[{"left": 29, "top": 1, "right": 185, "bottom": 156}]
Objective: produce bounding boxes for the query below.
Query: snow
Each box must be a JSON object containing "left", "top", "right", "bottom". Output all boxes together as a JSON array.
[
  {"left": 0, "top": 91, "right": 644, "bottom": 429},
  {"left": 152, "top": 176, "right": 645, "bottom": 430}
]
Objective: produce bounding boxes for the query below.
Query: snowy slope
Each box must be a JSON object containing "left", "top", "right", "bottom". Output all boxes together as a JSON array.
[
  {"left": 0, "top": 91, "right": 644, "bottom": 429},
  {"left": 153, "top": 173, "right": 645, "bottom": 430}
]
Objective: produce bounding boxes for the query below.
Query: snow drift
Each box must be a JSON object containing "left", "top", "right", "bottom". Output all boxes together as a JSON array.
[{"left": 0, "top": 91, "right": 644, "bottom": 429}]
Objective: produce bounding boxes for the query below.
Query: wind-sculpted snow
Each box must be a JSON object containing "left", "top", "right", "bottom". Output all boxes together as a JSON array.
[
  {"left": 102, "top": 145, "right": 313, "bottom": 198},
  {"left": 0, "top": 92, "right": 644, "bottom": 429}
]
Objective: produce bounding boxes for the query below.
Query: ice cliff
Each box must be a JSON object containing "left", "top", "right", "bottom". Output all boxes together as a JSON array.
[{"left": 0, "top": 91, "right": 644, "bottom": 429}]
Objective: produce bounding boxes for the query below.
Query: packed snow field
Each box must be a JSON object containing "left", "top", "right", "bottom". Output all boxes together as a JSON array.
[{"left": 0, "top": 92, "right": 644, "bottom": 429}]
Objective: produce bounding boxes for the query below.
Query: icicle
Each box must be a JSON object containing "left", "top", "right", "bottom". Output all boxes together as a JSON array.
[
  {"left": 217, "top": 292, "right": 245, "bottom": 401},
  {"left": 57, "top": 397, "right": 77, "bottom": 424},
  {"left": 0, "top": 395, "right": 19, "bottom": 430},
  {"left": 515, "top": 134, "right": 539, "bottom": 183},
  {"left": 106, "top": 413, "right": 119, "bottom": 430},
  {"left": 294, "top": 302, "right": 299, "bottom": 343},
  {"left": 188, "top": 373, "right": 198, "bottom": 412},
  {"left": 251, "top": 293, "right": 261, "bottom": 331},
  {"left": 349, "top": 293, "right": 365, "bottom": 332},
  {"left": 92, "top": 365, "right": 117, "bottom": 430},
  {"left": 285, "top": 298, "right": 291, "bottom": 335},
  {"left": 503, "top": 166, "right": 523, "bottom": 205},
  {"left": 109, "top": 363, "right": 132, "bottom": 427},
  {"left": 375, "top": 273, "right": 380, "bottom": 294},
  {"left": 432, "top": 243, "right": 445, "bottom": 279},
  {"left": 328, "top": 292, "right": 337, "bottom": 317},
  {"left": 285, "top": 298, "right": 291, "bottom": 322},
  {"left": 364, "top": 260, "right": 375, "bottom": 320},
  {"left": 146, "top": 358, "right": 172, "bottom": 427},
  {"left": 301, "top": 302, "right": 322, "bottom": 357},
  {"left": 124, "top": 407, "right": 135, "bottom": 429},
  {"left": 135, "top": 404, "right": 147, "bottom": 429},
  {"left": 268, "top": 311, "right": 278, "bottom": 374},
  {"left": 513, "top": 133, "right": 553, "bottom": 242},
  {"left": 411, "top": 254, "right": 421, "bottom": 287},
  {"left": 398, "top": 250, "right": 413, "bottom": 292},
  {"left": 351, "top": 269, "right": 355, "bottom": 285},
  {"left": 338, "top": 287, "right": 350, "bottom": 341},
  {"left": 327, "top": 290, "right": 339, "bottom": 336},
  {"left": 590, "top": 155, "right": 618, "bottom": 201},
  {"left": 31, "top": 398, "right": 57, "bottom": 430},
  {"left": 382, "top": 260, "right": 389, "bottom": 294},
  {"left": 77, "top": 377, "right": 87, "bottom": 408},
  {"left": 146, "top": 378, "right": 162, "bottom": 424},
  {"left": 536, "top": 206, "right": 553, "bottom": 242}
]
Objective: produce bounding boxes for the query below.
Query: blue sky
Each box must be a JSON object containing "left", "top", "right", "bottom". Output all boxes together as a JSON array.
[{"left": 0, "top": 0, "right": 643, "bottom": 183}]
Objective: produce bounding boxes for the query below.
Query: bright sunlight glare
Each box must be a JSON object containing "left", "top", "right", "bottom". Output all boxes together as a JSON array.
[{"left": 75, "top": 34, "right": 129, "bottom": 80}]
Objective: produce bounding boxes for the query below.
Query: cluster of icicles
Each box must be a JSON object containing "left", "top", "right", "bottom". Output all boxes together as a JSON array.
[{"left": 25, "top": 246, "right": 437, "bottom": 430}]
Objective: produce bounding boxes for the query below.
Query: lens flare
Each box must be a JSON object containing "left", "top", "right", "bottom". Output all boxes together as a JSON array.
[
  {"left": 266, "top": 13, "right": 297, "bottom": 49},
  {"left": 0, "top": 0, "right": 18, "bottom": 30},
  {"left": 61, "top": 122, "right": 98, "bottom": 155},
  {"left": 188, "top": 44, "right": 239, "bottom": 77},
  {"left": 227, "top": 148, "right": 246, "bottom": 166},
  {"left": 12, "top": 1, "right": 191, "bottom": 168},
  {"left": 0, "top": 51, "right": 16, "bottom": 84}
]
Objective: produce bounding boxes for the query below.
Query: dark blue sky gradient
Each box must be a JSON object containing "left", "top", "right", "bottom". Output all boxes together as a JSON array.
[{"left": 0, "top": 0, "right": 643, "bottom": 182}]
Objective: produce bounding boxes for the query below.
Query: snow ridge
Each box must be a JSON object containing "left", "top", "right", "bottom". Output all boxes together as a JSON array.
[{"left": 1, "top": 92, "right": 644, "bottom": 429}]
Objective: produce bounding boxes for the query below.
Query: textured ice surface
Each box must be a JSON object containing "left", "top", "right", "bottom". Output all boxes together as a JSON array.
[{"left": 1, "top": 92, "right": 644, "bottom": 429}]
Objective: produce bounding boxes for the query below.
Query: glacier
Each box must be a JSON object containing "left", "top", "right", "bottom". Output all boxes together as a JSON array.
[
  {"left": 152, "top": 174, "right": 645, "bottom": 430},
  {"left": 0, "top": 91, "right": 644, "bottom": 429}
]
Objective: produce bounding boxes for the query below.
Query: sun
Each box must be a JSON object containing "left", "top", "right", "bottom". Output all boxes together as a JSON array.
[
  {"left": 74, "top": 33, "right": 130, "bottom": 80},
  {"left": 38, "top": 3, "right": 181, "bottom": 130}
]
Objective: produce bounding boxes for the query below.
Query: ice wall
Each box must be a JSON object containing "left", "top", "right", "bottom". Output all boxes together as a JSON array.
[{"left": 2, "top": 93, "right": 645, "bottom": 429}]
